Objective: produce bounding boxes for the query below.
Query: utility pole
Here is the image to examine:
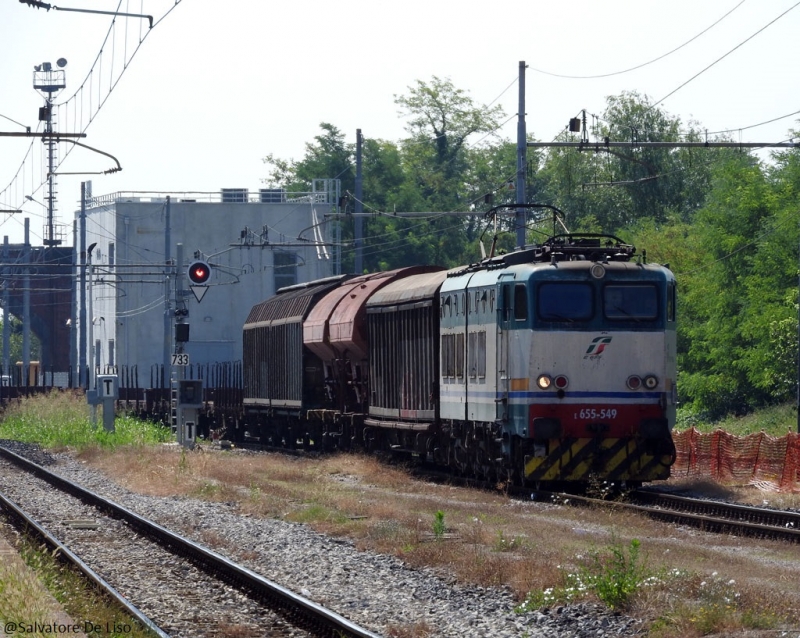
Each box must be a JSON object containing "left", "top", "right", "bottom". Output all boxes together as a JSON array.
[
  {"left": 516, "top": 61, "right": 527, "bottom": 249},
  {"left": 354, "top": 130, "right": 363, "bottom": 274},
  {"left": 70, "top": 220, "right": 77, "bottom": 383},
  {"left": 163, "top": 196, "right": 171, "bottom": 389},
  {"left": 79, "top": 182, "right": 87, "bottom": 387},
  {"left": 22, "top": 220, "right": 30, "bottom": 385},
  {"left": 2, "top": 237, "right": 9, "bottom": 381}
]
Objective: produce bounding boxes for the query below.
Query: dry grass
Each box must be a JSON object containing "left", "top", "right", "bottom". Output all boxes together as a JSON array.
[
  {"left": 76, "top": 444, "right": 800, "bottom": 636},
  {"left": 0, "top": 525, "right": 66, "bottom": 625}
]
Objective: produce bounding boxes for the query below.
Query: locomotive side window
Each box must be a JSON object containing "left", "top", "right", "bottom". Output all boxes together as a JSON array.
[
  {"left": 538, "top": 283, "right": 593, "bottom": 321},
  {"left": 604, "top": 285, "right": 658, "bottom": 320},
  {"left": 514, "top": 284, "right": 528, "bottom": 321},
  {"left": 477, "top": 330, "right": 486, "bottom": 378},
  {"left": 667, "top": 282, "right": 676, "bottom": 322}
]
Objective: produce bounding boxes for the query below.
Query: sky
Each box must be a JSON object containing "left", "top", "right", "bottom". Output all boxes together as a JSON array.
[{"left": 1, "top": 0, "right": 798, "bottom": 247}]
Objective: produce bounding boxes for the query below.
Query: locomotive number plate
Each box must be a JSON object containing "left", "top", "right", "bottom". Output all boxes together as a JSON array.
[{"left": 575, "top": 408, "right": 618, "bottom": 420}]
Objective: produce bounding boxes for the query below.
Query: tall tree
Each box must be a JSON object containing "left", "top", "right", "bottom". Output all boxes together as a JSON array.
[
  {"left": 394, "top": 76, "right": 506, "bottom": 212},
  {"left": 263, "top": 123, "right": 354, "bottom": 193}
]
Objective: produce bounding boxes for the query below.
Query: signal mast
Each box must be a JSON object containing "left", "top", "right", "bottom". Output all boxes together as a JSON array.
[{"left": 32, "top": 58, "right": 67, "bottom": 246}]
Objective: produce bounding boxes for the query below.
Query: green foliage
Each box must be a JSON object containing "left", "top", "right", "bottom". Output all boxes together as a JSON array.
[
  {"left": 0, "top": 391, "right": 172, "bottom": 450},
  {"left": 0, "top": 315, "right": 42, "bottom": 364},
  {"left": 432, "top": 510, "right": 446, "bottom": 538},
  {"left": 517, "top": 538, "right": 651, "bottom": 612},
  {"left": 583, "top": 538, "right": 644, "bottom": 609}
]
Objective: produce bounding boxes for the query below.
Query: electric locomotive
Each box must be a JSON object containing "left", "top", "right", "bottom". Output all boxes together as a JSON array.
[
  {"left": 438, "top": 233, "right": 677, "bottom": 486},
  {"left": 240, "top": 232, "right": 676, "bottom": 487}
]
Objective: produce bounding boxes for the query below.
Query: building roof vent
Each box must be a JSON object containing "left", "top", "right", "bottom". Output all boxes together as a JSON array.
[
  {"left": 259, "top": 188, "right": 286, "bottom": 203},
  {"left": 221, "top": 188, "right": 248, "bottom": 203}
]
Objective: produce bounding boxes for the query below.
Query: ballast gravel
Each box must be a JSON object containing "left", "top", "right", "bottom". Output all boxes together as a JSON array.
[{"left": 0, "top": 441, "right": 645, "bottom": 637}]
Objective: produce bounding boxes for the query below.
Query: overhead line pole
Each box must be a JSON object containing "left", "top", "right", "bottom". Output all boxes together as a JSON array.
[
  {"left": 355, "top": 130, "right": 363, "bottom": 274},
  {"left": 516, "top": 61, "right": 527, "bottom": 249}
]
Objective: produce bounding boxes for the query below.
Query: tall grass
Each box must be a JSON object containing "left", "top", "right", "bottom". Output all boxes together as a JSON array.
[{"left": 0, "top": 391, "right": 171, "bottom": 450}]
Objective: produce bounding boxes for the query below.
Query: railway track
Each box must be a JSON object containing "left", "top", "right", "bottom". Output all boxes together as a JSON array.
[
  {"left": 627, "top": 488, "right": 800, "bottom": 542},
  {"left": 0, "top": 444, "right": 381, "bottom": 638},
  {"left": 520, "top": 486, "right": 800, "bottom": 543}
]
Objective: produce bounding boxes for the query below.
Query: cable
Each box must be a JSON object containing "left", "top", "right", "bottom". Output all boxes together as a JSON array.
[
  {"left": 652, "top": 1, "right": 800, "bottom": 109},
  {"left": 704, "top": 110, "right": 800, "bottom": 135},
  {"left": 527, "top": 0, "right": 747, "bottom": 79}
]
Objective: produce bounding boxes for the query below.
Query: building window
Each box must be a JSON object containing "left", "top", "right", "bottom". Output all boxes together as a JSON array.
[{"left": 274, "top": 252, "right": 297, "bottom": 291}]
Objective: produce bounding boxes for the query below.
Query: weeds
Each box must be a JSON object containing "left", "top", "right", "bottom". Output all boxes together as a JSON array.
[
  {"left": 0, "top": 391, "right": 171, "bottom": 450},
  {"left": 518, "top": 538, "right": 648, "bottom": 612},
  {"left": 432, "top": 510, "right": 445, "bottom": 538}
]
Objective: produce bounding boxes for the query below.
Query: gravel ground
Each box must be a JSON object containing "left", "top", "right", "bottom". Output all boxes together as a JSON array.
[{"left": 0, "top": 440, "right": 646, "bottom": 637}]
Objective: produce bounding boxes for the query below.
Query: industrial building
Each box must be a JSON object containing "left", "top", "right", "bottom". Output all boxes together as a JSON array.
[{"left": 76, "top": 182, "right": 339, "bottom": 381}]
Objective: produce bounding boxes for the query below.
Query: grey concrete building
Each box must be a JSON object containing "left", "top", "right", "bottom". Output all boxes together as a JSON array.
[{"left": 76, "top": 184, "right": 339, "bottom": 380}]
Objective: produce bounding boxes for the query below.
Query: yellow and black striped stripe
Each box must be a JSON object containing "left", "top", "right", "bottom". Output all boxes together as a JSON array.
[{"left": 524, "top": 437, "right": 673, "bottom": 482}]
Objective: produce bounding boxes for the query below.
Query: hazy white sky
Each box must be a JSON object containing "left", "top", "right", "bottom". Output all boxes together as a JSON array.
[{"left": 1, "top": 0, "right": 798, "bottom": 246}]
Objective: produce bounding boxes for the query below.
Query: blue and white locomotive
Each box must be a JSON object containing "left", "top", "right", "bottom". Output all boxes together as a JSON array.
[
  {"left": 241, "top": 230, "right": 677, "bottom": 487},
  {"left": 437, "top": 233, "right": 677, "bottom": 485}
]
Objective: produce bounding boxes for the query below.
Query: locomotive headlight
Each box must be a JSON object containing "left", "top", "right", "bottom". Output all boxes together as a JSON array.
[
  {"left": 590, "top": 264, "right": 606, "bottom": 279},
  {"left": 536, "top": 375, "right": 552, "bottom": 389},
  {"left": 644, "top": 375, "right": 659, "bottom": 389},
  {"left": 626, "top": 375, "right": 642, "bottom": 390}
]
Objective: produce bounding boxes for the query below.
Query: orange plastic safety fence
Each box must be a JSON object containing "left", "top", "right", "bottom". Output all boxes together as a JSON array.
[{"left": 672, "top": 428, "right": 800, "bottom": 492}]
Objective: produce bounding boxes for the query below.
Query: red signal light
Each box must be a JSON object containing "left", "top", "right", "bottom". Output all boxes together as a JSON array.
[{"left": 187, "top": 260, "right": 211, "bottom": 285}]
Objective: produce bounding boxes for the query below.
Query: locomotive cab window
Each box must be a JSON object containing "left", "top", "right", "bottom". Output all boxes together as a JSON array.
[
  {"left": 603, "top": 285, "right": 658, "bottom": 320},
  {"left": 667, "top": 282, "right": 676, "bottom": 322},
  {"left": 514, "top": 284, "right": 528, "bottom": 321},
  {"left": 538, "top": 283, "right": 593, "bottom": 321}
]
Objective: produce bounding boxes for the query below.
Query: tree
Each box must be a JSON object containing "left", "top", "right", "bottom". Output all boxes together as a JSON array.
[
  {"left": 0, "top": 314, "right": 41, "bottom": 367},
  {"left": 537, "top": 91, "right": 723, "bottom": 234},
  {"left": 677, "top": 152, "right": 775, "bottom": 416},
  {"left": 394, "top": 76, "right": 506, "bottom": 212},
  {"left": 263, "top": 122, "right": 354, "bottom": 193}
]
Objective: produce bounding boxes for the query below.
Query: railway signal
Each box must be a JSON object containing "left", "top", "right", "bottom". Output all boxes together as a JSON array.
[
  {"left": 187, "top": 260, "right": 211, "bottom": 285},
  {"left": 187, "top": 260, "right": 211, "bottom": 302}
]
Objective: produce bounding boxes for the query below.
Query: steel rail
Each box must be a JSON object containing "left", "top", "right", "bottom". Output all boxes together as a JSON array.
[
  {"left": 0, "top": 490, "right": 170, "bottom": 637},
  {"left": 0, "top": 444, "right": 383, "bottom": 638},
  {"left": 527, "top": 488, "right": 800, "bottom": 543}
]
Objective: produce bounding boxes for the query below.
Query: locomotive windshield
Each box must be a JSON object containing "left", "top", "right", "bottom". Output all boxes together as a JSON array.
[
  {"left": 603, "top": 285, "right": 658, "bottom": 320},
  {"left": 536, "top": 281, "right": 662, "bottom": 325},
  {"left": 538, "top": 283, "right": 593, "bottom": 321}
]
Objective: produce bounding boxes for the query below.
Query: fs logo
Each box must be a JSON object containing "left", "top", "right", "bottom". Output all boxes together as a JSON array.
[{"left": 585, "top": 336, "right": 613, "bottom": 359}]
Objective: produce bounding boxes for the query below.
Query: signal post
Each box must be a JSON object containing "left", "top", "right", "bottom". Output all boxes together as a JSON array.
[{"left": 172, "top": 242, "right": 210, "bottom": 447}]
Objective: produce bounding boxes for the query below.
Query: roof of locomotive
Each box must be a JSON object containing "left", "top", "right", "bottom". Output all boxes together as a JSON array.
[{"left": 444, "top": 233, "right": 674, "bottom": 283}]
